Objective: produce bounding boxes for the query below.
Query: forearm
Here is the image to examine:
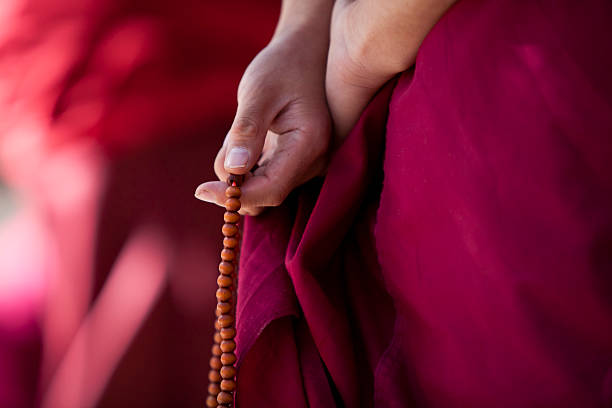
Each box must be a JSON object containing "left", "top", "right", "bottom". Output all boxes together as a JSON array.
[
  {"left": 351, "top": 0, "right": 457, "bottom": 76},
  {"left": 325, "top": 0, "right": 457, "bottom": 140}
]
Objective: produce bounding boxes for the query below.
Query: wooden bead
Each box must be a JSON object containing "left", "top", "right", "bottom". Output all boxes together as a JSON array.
[
  {"left": 225, "top": 186, "right": 241, "bottom": 198},
  {"left": 217, "top": 391, "right": 233, "bottom": 404},
  {"left": 222, "top": 223, "right": 238, "bottom": 237},
  {"left": 218, "top": 261, "right": 234, "bottom": 275},
  {"left": 206, "top": 395, "right": 218, "bottom": 408},
  {"left": 220, "top": 340, "right": 236, "bottom": 353},
  {"left": 220, "top": 379, "right": 236, "bottom": 392},
  {"left": 220, "top": 365, "right": 236, "bottom": 379},
  {"left": 223, "top": 237, "right": 238, "bottom": 249},
  {"left": 217, "top": 314, "right": 233, "bottom": 328},
  {"left": 208, "top": 382, "right": 221, "bottom": 395},
  {"left": 220, "top": 248, "right": 235, "bottom": 261},
  {"left": 210, "top": 356, "right": 222, "bottom": 370},
  {"left": 220, "top": 327, "right": 235, "bottom": 340},
  {"left": 217, "top": 302, "right": 231, "bottom": 314},
  {"left": 220, "top": 352, "right": 236, "bottom": 365},
  {"left": 216, "top": 288, "right": 231, "bottom": 302},
  {"left": 209, "top": 179, "right": 241, "bottom": 401},
  {"left": 224, "top": 211, "right": 240, "bottom": 223},
  {"left": 225, "top": 198, "right": 241, "bottom": 212},
  {"left": 217, "top": 275, "right": 232, "bottom": 288},
  {"left": 208, "top": 369, "right": 221, "bottom": 383}
]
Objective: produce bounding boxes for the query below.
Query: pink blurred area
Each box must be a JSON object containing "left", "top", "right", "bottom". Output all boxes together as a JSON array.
[{"left": 0, "top": 0, "right": 278, "bottom": 406}]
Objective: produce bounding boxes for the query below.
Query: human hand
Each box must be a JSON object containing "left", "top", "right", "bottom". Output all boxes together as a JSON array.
[
  {"left": 195, "top": 23, "right": 332, "bottom": 215},
  {"left": 326, "top": 0, "right": 456, "bottom": 140}
]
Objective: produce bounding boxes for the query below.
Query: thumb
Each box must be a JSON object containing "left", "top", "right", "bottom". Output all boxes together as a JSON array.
[{"left": 223, "top": 103, "right": 274, "bottom": 175}]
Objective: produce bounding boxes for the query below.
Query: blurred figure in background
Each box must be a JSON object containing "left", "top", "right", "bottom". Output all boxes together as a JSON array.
[{"left": 0, "top": 0, "right": 278, "bottom": 406}]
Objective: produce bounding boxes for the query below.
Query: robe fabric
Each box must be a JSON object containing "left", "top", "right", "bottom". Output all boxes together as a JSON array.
[{"left": 235, "top": 0, "right": 612, "bottom": 406}]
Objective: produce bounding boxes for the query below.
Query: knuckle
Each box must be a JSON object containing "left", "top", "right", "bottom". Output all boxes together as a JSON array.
[{"left": 229, "top": 117, "right": 259, "bottom": 142}]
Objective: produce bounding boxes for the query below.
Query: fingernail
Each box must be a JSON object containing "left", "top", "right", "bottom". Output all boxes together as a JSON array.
[
  {"left": 225, "top": 147, "right": 249, "bottom": 169},
  {"left": 194, "top": 186, "right": 214, "bottom": 203}
]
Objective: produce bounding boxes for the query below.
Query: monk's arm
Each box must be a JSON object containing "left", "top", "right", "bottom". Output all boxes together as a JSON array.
[
  {"left": 327, "top": 0, "right": 458, "bottom": 139},
  {"left": 196, "top": 0, "right": 334, "bottom": 214}
]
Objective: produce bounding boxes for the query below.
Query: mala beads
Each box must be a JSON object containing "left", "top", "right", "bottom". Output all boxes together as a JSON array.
[{"left": 206, "top": 174, "right": 243, "bottom": 408}]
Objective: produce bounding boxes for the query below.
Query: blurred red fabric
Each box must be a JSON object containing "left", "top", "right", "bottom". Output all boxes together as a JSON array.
[{"left": 0, "top": 0, "right": 278, "bottom": 407}]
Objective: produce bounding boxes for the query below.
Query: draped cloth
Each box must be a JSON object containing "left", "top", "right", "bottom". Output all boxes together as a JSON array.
[{"left": 235, "top": 0, "right": 612, "bottom": 406}]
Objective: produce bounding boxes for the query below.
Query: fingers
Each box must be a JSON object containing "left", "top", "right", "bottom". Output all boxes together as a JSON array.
[
  {"left": 219, "top": 84, "right": 281, "bottom": 178},
  {"left": 198, "top": 128, "right": 328, "bottom": 215},
  {"left": 195, "top": 180, "right": 262, "bottom": 216}
]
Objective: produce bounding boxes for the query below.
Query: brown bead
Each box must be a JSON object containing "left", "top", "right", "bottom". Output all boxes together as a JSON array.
[
  {"left": 220, "top": 352, "right": 236, "bottom": 365},
  {"left": 220, "top": 340, "right": 236, "bottom": 353},
  {"left": 208, "top": 382, "right": 221, "bottom": 395},
  {"left": 212, "top": 343, "right": 222, "bottom": 356},
  {"left": 214, "top": 320, "right": 222, "bottom": 330},
  {"left": 224, "top": 211, "right": 240, "bottom": 223},
  {"left": 220, "top": 248, "right": 235, "bottom": 261},
  {"left": 210, "top": 356, "right": 222, "bottom": 370},
  {"left": 217, "top": 275, "right": 232, "bottom": 288},
  {"left": 224, "top": 198, "right": 240, "bottom": 212},
  {"left": 208, "top": 369, "right": 221, "bottom": 383},
  {"left": 206, "top": 395, "right": 218, "bottom": 408},
  {"left": 216, "top": 288, "right": 231, "bottom": 302},
  {"left": 220, "top": 365, "right": 236, "bottom": 379},
  {"left": 218, "top": 261, "right": 234, "bottom": 275},
  {"left": 217, "top": 302, "right": 231, "bottom": 314},
  {"left": 220, "top": 379, "right": 236, "bottom": 392},
  {"left": 217, "top": 314, "right": 233, "bottom": 328},
  {"left": 222, "top": 223, "right": 238, "bottom": 237},
  {"left": 220, "top": 327, "right": 236, "bottom": 340},
  {"left": 223, "top": 237, "right": 238, "bottom": 249},
  {"left": 213, "top": 332, "right": 222, "bottom": 344},
  {"left": 217, "top": 391, "right": 233, "bottom": 405},
  {"left": 225, "top": 186, "right": 241, "bottom": 198}
]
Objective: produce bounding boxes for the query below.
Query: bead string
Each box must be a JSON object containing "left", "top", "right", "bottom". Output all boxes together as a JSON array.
[{"left": 206, "top": 174, "right": 243, "bottom": 408}]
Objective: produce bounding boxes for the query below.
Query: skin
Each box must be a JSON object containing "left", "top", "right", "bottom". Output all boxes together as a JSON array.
[{"left": 196, "top": 0, "right": 457, "bottom": 215}]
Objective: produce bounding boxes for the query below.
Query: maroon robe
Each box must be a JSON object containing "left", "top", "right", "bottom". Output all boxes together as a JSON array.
[{"left": 235, "top": 0, "right": 612, "bottom": 406}]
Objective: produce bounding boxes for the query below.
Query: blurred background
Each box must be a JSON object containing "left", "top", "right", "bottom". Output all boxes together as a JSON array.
[{"left": 0, "top": 0, "right": 278, "bottom": 406}]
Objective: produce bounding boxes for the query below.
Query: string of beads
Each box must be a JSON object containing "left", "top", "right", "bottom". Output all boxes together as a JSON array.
[{"left": 206, "top": 174, "right": 243, "bottom": 408}]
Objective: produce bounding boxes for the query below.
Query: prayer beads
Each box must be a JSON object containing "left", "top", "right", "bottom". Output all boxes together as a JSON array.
[{"left": 207, "top": 174, "right": 243, "bottom": 408}]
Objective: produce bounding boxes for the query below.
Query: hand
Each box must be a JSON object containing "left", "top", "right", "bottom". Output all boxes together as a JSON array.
[
  {"left": 195, "top": 23, "right": 331, "bottom": 215},
  {"left": 326, "top": 0, "right": 456, "bottom": 140}
]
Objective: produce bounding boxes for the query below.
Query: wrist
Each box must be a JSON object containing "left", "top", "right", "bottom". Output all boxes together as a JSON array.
[
  {"left": 272, "top": 0, "right": 333, "bottom": 44},
  {"left": 349, "top": 0, "right": 457, "bottom": 76}
]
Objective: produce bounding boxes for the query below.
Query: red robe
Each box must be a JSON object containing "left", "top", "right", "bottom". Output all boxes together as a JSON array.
[{"left": 235, "top": 0, "right": 612, "bottom": 406}]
